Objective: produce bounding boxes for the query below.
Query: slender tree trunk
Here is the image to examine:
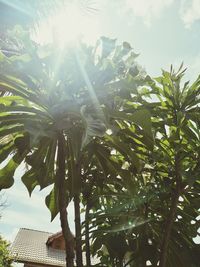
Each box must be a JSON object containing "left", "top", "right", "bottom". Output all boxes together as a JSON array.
[
  {"left": 159, "top": 192, "right": 179, "bottom": 267},
  {"left": 119, "top": 258, "right": 123, "bottom": 267},
  {"left": 57, "top": 133, "right": 75, "bottom": 267},
  {"left": 85, "top": 203, "right": 91, "bottom": 267},
  {"left": 74, "top": 194, "right": 83, "bottom": 267},
  {"left": 159, "top": 153, "right": 181, "bottom": 267},
  {"left": 141, "top": 203, "right": 149, "bottom": 267}
]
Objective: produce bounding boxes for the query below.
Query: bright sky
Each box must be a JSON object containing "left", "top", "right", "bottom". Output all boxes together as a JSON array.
[{"left": 0, "top": 1, "right": 200, "bottom": 265}]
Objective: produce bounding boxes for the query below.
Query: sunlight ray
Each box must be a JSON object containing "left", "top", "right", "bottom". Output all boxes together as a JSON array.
[
  {"left": 75, "top": 45, "right": 105, "bottom": 121},
  {"left": 34, "top": 0, "right": 100, "bottom": 46},
  {"left": 0, "top": 0, "right": 32, "bottom": 17}
]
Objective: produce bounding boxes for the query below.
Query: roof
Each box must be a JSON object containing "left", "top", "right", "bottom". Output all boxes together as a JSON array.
[
  {"left": 11, "top": 228, "right": 99, "bottom": 266},
  {"left": 46, "top": 231, "right": 64, "bottom": 246},
  {"left": 11, "top": 228, "right": 66, "bottom": 267}
]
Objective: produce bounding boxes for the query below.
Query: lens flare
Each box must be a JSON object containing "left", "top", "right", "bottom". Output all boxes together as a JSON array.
[{"left": 35, "top": 0, "right": 100, "bottom": 46}]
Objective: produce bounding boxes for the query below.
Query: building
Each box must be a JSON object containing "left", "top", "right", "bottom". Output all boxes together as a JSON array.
[
  {"left": 11, "top": 228, "right": 99, "bottom": 267},
  {"left": 11, "top": 228, "right": 67, "bottom": 267}
]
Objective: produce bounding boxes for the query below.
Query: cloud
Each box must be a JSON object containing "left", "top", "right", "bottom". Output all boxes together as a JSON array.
[
  {"left": 125, "top": 0, "right": 174, "bottom": 26},
  {"left": 180, "top": 0, "right": 200, "bottom": 28}
]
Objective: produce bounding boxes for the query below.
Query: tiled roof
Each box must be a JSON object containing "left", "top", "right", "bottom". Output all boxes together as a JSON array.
[
  {"left": 46, "top": 231, "right": 64, "bottom": 246},
  {"left": 11, "top": 228, "right": 66, "bottom": 266},
  {"left": 11, "top": 228, "right": 99, "bottom": 266}
]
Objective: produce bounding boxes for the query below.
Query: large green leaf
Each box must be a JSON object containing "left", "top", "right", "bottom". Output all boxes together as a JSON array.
[
  {"left": 0, "top": 141, "right": 15, "bottom": 163},
  {"left": 45, "top": 186, "right": 59, "bottom": 221},
  {"left": 106, "top": 135, "right": 141, "bottom": 171},
  {"left": 0, "top": 103, "right": 49, "bottom": 119},
  {"left": 0, "top": 125, "right": 24, "bottom": 138},
  {"left": 0, "top": 158, "right": 18, "bottom": 189},
  {"left": 104, "top": 234, "right": 129, "bottom": 260},
  {"left": 21, "top": 169, "right": 39, "bottom": 196},
  {"left": 110, "top": 109, "right": 154, "bottom": 146},
  {"left": 81, "top": 106, "right": 107, "bottom": 149}
]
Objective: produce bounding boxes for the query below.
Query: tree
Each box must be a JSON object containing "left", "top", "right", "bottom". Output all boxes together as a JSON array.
[
  {"left": 0, "top": 30, "right": 153, "bottom": 267},
  {"left": 0, "top": 235, "right": 13, "bottom": 267},
  {"left": 149, "top": 66, "right": 200, "bottom": 267},
  {"left": 87, "top": 66, "right": 200, "bottom": 267}
]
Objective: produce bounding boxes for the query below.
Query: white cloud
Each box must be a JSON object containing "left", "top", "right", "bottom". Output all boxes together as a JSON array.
[
  {"left": 125, "top": 0, "right": 174, "bottom": 26},
  {"left": 180, "top": 0, "right": 200, "bottom": 28}
]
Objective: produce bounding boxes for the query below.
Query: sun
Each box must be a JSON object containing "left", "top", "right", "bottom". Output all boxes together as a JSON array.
[{"left": 35, "top": 0, "right": 100, "bottom": 46}]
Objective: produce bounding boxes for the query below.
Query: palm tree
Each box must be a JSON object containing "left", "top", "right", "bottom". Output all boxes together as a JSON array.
[{"left": 0, "top": 33, "right": 153, "bottom": 266}]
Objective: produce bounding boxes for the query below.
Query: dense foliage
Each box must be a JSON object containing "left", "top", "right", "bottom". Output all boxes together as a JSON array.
[
  {"left": 0, "top": 30, "right": 154, "bottom": 267},
  {"left": 0, "top": 26, "right": 199, "bottom": 267},
  {"left": 87, "top": 67, "right": 200, "bottom": 266},
  {"left": 0, "top": 235, "right": 13, "bottom": 267}
]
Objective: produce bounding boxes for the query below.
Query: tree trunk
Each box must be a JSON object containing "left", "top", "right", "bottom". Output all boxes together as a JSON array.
[
  {"left": 57, "top": 133, "right": 75, "bottom": 267},
  {"left": 74, "top": 194, "right": 83, "bottom": 267},
  {"left": 159, "top": 153, "right": 181, "bottom": 267},
  {"left": 141, "top": 203, "right": 149, "bottom": 267},
  {"left": 85, "top": 203, "right": 91, "bottom": 267},
  {"left": 159, "top": 191, "right": 179, "bottom": 267}
]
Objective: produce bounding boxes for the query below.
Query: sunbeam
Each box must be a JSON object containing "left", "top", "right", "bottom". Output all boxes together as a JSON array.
[
  {"left": 35, "top": 0, "right": 101, "bottom": 46},
  {"left": 75, "top": 45, "right": 106, "bottom": 121}
]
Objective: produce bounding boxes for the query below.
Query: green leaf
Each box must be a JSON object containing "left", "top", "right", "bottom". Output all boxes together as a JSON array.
[
  {"left": 68, "top": 127, "right": 82, "bottom": 161},
  {"left": 21, "top": 169, "right": 39, "bottom": 196},
  {"left": 81, "top": 106, "right": 107, "bottom": 148},
  {"left": 110, "top": 109, "right": 154, "bottom": 147},
  {"left": 45, "top": 186, "right": 59, "bottom": 222},
  {"left": 14, "top": 134, "right": 30, "bottom": 156},
  {"left": 0, "top": 158, "right": 18, "bottom": 189},
  {"left": 0, "top": 103, "right": 48, "bottom": 119},
  {"left": 0, "top": 51, "right": 6, "bottom": 61},
  {"left": 106, "top": 136, "right": 141, "bottom": 171},
  {"left": 0, "top": 113, "right": 42, "bottom": 123},
  {"left": 0, "top": 125, "right": 24, "bottom": 138},
  {"left": 95, "top": 150, "right": 117, "bottom": 178},
  {"left": 0, "top": 141, "right": 15, "bottom": 163},
  {"left": 104, "top": 234, "right": 129, "bottom": 260},
  {"left": 10, "top": 53, "right": 31, "bottom": 63},
  {"left": 100, "top": 37, "right": 116, "bottom": 58}
]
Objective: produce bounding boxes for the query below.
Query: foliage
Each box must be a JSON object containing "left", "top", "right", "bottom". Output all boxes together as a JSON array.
[
  {"left": 0, "top": 29, "right": 153, "bottom": 267},
  {"left": 0, "top": 31, "right": 151, "bottom": 202},
  {"left": 0, "top": 235, "right": 13, "bottom": 267},
  {"left": 0, "top": 22, "right": 199, "bottom": 267},
  {"left": 85, "top": 66, "right": 200, "bottom": 266}
]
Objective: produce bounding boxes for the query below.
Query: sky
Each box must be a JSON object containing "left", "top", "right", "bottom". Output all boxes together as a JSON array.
[{"left": 0, "top": 0, "right": 200, "bottom": 265}]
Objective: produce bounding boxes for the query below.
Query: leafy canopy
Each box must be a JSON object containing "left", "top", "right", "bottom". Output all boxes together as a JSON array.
[
  {"left": 0, "top": 235, "right": 13, "bottom": 267},
  {"left": 0, "top": 31, "right": 153, "bottom": 222},
  {"left": 85, "top": 66, "right": 200, "bottom": 266}
]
